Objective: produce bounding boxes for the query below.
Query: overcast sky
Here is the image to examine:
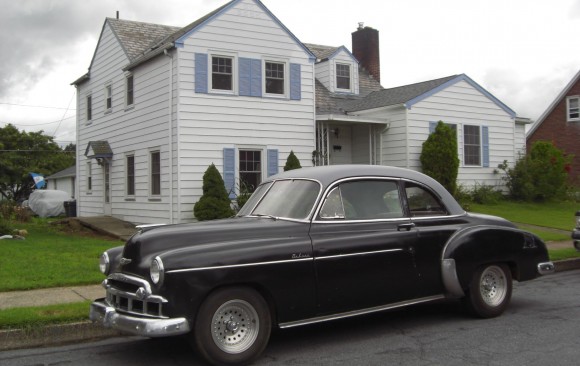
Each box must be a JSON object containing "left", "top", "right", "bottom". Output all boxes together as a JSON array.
[{"left": 1, "top": 0, "right": 579, "bottom": 146}]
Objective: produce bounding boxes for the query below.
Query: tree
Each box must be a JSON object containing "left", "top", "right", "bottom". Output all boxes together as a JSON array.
[
  {"left": 283, "top": 150, "right": 302, "bottom": 171},
  {"left": 420, "top": 121, "right": 459, "bottom": 195},
  {"left": 0, "top": 124, "right": 75, "bottom": 202},
  {"left": 194, "top": 164, "right": 234, "bottom": 221}
]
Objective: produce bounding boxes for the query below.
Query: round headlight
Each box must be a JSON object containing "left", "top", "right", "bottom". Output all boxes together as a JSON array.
[
  {"left": 150, "top": 256, "right": 164, "bottom": 285},
  {"left": 99, "top": 252, "right": 110, "bottom": 275}
]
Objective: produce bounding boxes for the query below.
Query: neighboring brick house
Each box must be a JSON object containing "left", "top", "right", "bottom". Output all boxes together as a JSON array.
[{"left": 527, "top": 69, "right": 580, "bottom": 183}]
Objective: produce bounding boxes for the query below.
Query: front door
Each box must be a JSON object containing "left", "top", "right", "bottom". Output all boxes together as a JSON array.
[
  {"left": 310, "top": 179, "right": 420, "bottom": 315},
  {"left": 103, "top": 162, "right": 111, "bottom": 216}
]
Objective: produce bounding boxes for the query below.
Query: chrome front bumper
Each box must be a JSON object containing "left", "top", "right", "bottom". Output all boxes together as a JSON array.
[
  {"left": 90, "top": 299, "right": 190, "bottom": 337},
  {"left": 537, "top": 261, "right": 555, "bottom": 275}
]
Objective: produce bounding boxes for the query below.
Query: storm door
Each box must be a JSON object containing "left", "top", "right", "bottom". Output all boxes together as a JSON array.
[
  {"left": 103, "top": 161, "right": 111, "bottom": 216},
  {"left": 310, "top": 179, "right": 420, "bottom": 315}
]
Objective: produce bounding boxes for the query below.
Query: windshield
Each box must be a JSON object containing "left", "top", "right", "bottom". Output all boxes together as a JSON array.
[{"left": 239, "top": 179, "right": 320, "bottom": 220}]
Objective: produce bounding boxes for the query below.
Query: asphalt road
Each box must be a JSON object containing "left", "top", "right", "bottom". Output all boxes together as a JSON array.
[{"left": 1, "top": 270, "right": 578, "bottom": 366}]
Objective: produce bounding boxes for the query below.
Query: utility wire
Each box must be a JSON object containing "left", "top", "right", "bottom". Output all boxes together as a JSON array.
[
  {"left": 52, "top": 91, "right": 76, "bottom": 138},
  {"left": 0, "top": 102, "right": 76, "bottom": 110}
]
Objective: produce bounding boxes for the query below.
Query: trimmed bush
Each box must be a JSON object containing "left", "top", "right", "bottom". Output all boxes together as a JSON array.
[
  {"left": 284, "top": 150, "right": 302, "bottom": 171},
  {"left": 420, "top": 121, "right": 459, "bottom": 195},
  {"left": 499, "top": 141, "right": 572, "bottom": 201},
  {"left": 194, "top": 164, "right": 234, "bottom": 221}
]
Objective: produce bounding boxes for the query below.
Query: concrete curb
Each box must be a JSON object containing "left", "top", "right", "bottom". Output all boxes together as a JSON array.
[
  {"left": 0, "top": 321, "right": 125, "bottom": 351},
  {"left": 1, "top": 262, "right": 579, "bottom": 352}
]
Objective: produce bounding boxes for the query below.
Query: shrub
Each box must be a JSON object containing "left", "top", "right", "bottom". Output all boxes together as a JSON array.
[
  {"left": 499, "top": 141, "right": 572, "bottom": 201},
  {"left": 0, "top": 219, "right": 12, "bottom": 236},
  {"left": 470, "top": 183, "right": 503, "bottom": 204},
  {"left": 420, "top": 121, "right": 459, "bottom": 195},
  {"left": 234, "top": 181, "right": 252, "bottom": 212},
  {"left": 194, "top": 164, "right": 234, "bottom": 221},
  {"left": 284, "top": 150, "right": 302, "bottom": 171},
  {"left": 0, "top": 201, "right": 15, "bottom": 220}
]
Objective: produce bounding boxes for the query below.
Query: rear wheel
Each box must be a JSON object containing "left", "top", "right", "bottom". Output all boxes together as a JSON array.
[
  {"left": 463, "top": 264, "right": 512, "bottom": 318},
  {"left": 193, "top": 287, "right": 271, "bottom": 365}
]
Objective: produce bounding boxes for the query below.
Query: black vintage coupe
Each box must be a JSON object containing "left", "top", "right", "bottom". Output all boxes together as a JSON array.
[{"left": 90, "top": 165, "right": 554, "bottom": 365}]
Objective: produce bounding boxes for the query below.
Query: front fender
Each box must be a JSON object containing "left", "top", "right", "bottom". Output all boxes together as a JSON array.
[{"left": 440, "top": 225, "right": 549, "bottom": 297}]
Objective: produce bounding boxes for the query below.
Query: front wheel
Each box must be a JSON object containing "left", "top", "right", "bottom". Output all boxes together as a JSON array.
[
  {"left": 463, "top": 264, "right": 512, "bottom": 318},
  {"left": 193, "top": 287, "right": 271, "bottom": 366}
]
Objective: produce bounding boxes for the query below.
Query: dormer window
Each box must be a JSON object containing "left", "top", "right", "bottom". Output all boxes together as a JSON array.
[{"left": 336, "top": 63, "right": 351, "bottom": 90}]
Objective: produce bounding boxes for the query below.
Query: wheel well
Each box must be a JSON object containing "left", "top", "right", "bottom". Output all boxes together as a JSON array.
[{"left": 197, "top": 283, "right": 278, "bottom": 326}]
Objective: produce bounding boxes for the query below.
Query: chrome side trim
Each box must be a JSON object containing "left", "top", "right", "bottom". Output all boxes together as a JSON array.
[
  {"left": 166, "top": 248, "right": 405, "bottom": 274},
  {"left": 90, "top": 300, "right": 190, "bottom": 337},
  {"left": 166, "top": 257, "right": 313, "bottom": 274},
  {"left": 441, "top": 258, "right": 465, "bottom": 298},
  {"left": 537, "top": 261, "right": 555, "bottom": 275},
  {"left": 315, "top": 248, "right": 404, "bottom": 260},
  {"left": 278, "top": 295, "right": 445, "bottom": 329}
]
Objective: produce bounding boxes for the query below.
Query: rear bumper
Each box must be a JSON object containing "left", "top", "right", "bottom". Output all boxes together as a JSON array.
[
  {"left": 89, "top": 299, "right": 190, "bottom": 337},
  {"left": 537, "top": 262, "right": 555, "bottom": 275}
]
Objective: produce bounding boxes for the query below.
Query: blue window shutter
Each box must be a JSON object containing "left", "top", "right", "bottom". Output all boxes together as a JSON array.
[
  {"left": 251, "top": 59, "right": 262, "bottom": 97},
  {"left": 267, "top": 149, "right": 279, "bottom": 177},
  {"left": 195, "top": 53, "right": 208, "bottom": 93},
  {"left": 482, "top": 126, "right": 489, "bottom": 167},
  {"left": 429, "top": 121, "right": 437, "bottom": 134},
  {"left": 239, "top": 58, "right": 262, "bottom": 97},
  {"left": 223, "top": 148, "right": 236, "bottom": 199},
  {"left": 239, "top": 58, "right": 251, "bottom": 96},
  {"left": 290, "top": 63, "right": 301, "bottom": 100}
]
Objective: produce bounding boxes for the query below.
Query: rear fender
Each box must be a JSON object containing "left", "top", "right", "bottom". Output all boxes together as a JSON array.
[{"left": 440, "top": 225, "right": 543, "bottom": 298}]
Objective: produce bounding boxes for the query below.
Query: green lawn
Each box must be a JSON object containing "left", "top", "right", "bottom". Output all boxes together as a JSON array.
[
  {"left": 0, "top": 219, "right": 118, "bottom": 292},
  {"left": 469, "top": 201, "right": 577, "bottom": 231},
  {"left": 0, "top": 301, "right": 90, "bottom": 330}
]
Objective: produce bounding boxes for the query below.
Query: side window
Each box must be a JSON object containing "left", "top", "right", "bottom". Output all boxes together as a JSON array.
[
  {"left": 404, "top": 182, "right": 447, "bottom": 216},
  {"left": 319, "top": 180, "right": 403, "bottom": 220}
]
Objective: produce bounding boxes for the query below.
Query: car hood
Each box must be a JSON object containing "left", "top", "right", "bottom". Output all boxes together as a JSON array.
[{"left": 119, "top": 217, "right": 311, "bottom": 275}]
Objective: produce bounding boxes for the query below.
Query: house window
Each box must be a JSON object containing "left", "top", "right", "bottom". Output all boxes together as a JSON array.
[
  {"left": 212, "top": 56, "right": 233, "bottom": 91},
  {"left": 239, "top": 150, "right": 262, "bottom": 192},
  {"left": 87, "top": 162, "right": 92, "bottom": 192},
  {"left": 126, "top": 155, "right": 135, "bottom": 196},
  {"left": 265, "top": 62, "right": 285, "bottom": 95},
  {"left": 464, "top": 125, "right": 481, "bottom": 166},
  {"left": 150, "top": 151, "right": 161, "bottom": 196},
  {"left": 126, "top": 75, "right": 134, "bottom": 107},
  {"left": 336, "top": 63, "right": 351, "bottom": 90},
  {"left": 105, "top": 84, "right": 112, "bottom": 111},
  {"left": 86, "top": 95, "right": 92, "bottom": 121},
  {"left": 568, "top": 96, "right": 580, "bottom": 121}
]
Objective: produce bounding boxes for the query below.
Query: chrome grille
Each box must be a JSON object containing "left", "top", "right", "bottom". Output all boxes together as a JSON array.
[{"left": 103, "top": 273, "right": 168, "bottom": 319}]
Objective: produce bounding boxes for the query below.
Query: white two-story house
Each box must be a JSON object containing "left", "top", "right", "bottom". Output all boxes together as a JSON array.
[{"left": 73, "top": 0, "right": 528, "bottom": 224}]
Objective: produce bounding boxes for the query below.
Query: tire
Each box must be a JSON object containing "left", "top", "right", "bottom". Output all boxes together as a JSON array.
[
  {"left": 193, "top": 287, "right": 271, "bottom": 366},
  {"left": 463, "top": 264, "right": 512, "bottom": 318}
]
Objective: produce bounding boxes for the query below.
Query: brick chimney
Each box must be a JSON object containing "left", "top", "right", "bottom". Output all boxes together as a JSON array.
[{"left": 351, "top": 23, "right": 380, "bottom": 83}]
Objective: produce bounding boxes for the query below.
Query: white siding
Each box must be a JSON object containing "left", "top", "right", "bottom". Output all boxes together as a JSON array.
[
  {"left": 76, "top": 22, "right": 174, "bottom": 223},
  {"left": 514, "top": 123, "right": 526, "bottom": 158},
  {"left": 406, "top": 80, "right": 515, "bottom": 188},
  {"left": 174, "top": 0, "right": 315, "bottom": 222}
]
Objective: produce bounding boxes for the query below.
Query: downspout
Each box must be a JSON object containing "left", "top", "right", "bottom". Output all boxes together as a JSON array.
[{"left": 164, "top": 49, "right": 174, "bottom": 224}]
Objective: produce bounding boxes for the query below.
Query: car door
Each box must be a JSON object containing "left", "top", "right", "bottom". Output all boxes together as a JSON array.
[
  {"left": 402, "top": 180, "right": 466, "bottom": 298},
  {"left": 309, "top": 178, "right": 421, "bottom": 315}
]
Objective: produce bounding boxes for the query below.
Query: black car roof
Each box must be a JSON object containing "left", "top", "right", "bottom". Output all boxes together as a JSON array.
[{"left": 265, "top": 165, "right": 465, "bottom": 216}]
